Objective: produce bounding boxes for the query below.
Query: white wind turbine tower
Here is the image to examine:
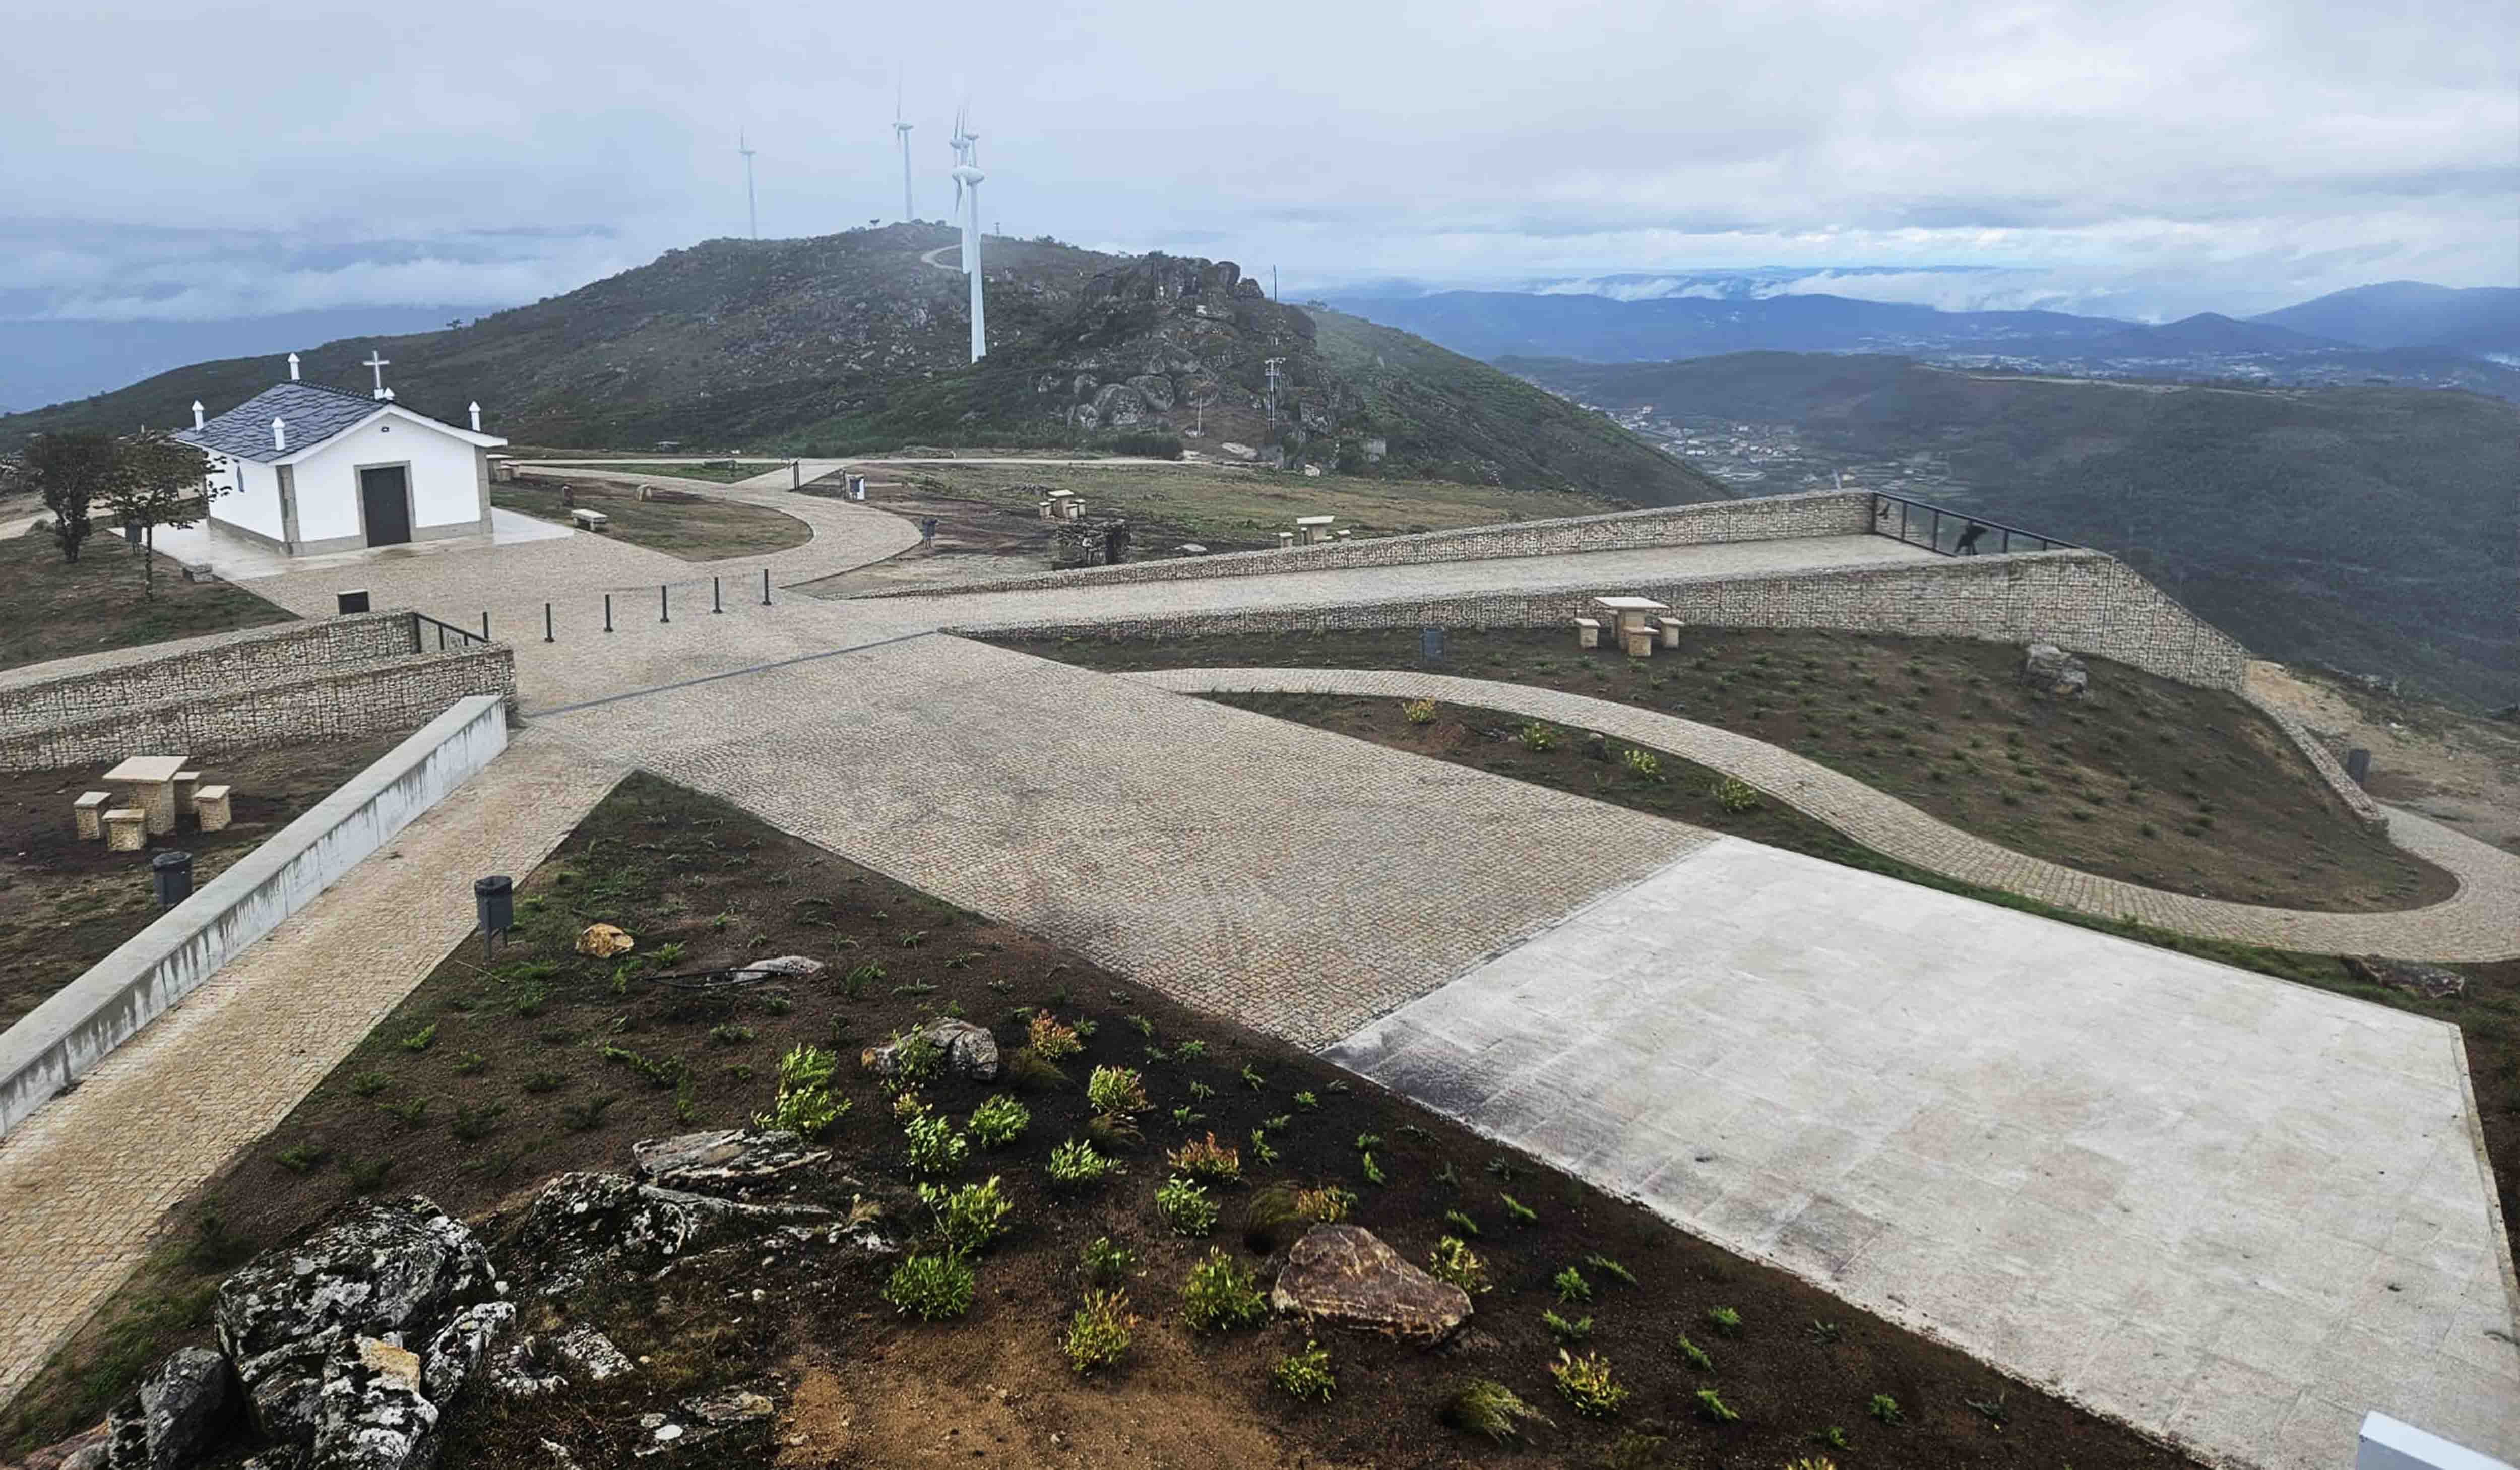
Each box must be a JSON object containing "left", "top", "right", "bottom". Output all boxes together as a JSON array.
[
  {"left": 737, "top": 129, "right": 759, "bottom": 239},
  {"left": 893, "top": 85, "right": 915, "bottom": 222},
  {"left": 949, "top": 104, "right": 988, "bottom": 362}
]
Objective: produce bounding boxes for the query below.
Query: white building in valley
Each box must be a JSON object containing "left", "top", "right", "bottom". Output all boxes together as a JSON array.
[{"left": 175, "top": 360, "right": 506, "bottom": 556}]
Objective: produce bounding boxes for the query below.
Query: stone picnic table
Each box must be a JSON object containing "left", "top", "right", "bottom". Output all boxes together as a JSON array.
[{"left": 100, "top": 754, "right": 188, "bottom": 836}]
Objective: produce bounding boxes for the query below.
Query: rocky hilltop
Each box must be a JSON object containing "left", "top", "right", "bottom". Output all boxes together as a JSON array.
[{"left": 0, "top": 230, "right": 1719, "bottom": 504}]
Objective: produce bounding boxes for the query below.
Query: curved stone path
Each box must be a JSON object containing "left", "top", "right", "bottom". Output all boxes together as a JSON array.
[{"left": 1125, "top": 666, "right": 2520, "bottom": 962}]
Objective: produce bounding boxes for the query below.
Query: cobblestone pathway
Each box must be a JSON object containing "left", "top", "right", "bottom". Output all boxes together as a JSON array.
[
  {"left": 1124, "top": 667, "right": 2520, "bottom": 962},
  {"left": 0, "top": 733, "right": 619, "bottom": 1412}
]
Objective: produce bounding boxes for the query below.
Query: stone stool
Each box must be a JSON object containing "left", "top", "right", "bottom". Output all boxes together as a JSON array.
[
  {"left": 173, "top": 770, "right": 202, "bottom": 819},
  {"left": 1574, "top": 617, "right": 1602, "bottom": 650},
  {"left": 74, "top": 790, "right": 113, "bottom": 840},
  {"left": 1623, "top": 628, "right": 1656, "bottom": 658},
  {"left": 1278, "top": 532, "right": 1296, "bottom": 550},
  {"left": 195, "top": 785, "right": 233, "bottom": 833},
  {"left": 1655, "top": 616, "right": 1684, "bottom": 650},
  {"left": 103, "top": 808, "right": 148, "bottom": 852}
]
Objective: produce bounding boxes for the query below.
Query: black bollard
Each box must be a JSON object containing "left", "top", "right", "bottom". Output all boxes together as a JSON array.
[
  {"left": 480, "top": 611, "right": 491, "bottom": 641},
  {"left": 713, "top": 576, "right": 723, "bottom": 614},
  {"left": 151, "top": 850, "right": 194, "bottom": 909},
  {"left": 661, "top": 584, "right": 670, "bottom": 623},
  {"left": 544, "top": 603, "right": 554, "bottom": 643},
  {"left": 603, "top": 593, "right": 613, "bottom": 633},
  {"left": 761, "top": 568, "right": 772, "bottom": 606}
]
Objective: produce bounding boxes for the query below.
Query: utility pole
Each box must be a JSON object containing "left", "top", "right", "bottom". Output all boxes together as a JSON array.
[{"left": 738, "top": 130, "right": 759, "bottom": 240}]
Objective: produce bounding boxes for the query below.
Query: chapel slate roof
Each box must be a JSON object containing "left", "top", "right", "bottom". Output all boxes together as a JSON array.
[{"left": 176, "top": 381, "right": 397, "bottom": 462}]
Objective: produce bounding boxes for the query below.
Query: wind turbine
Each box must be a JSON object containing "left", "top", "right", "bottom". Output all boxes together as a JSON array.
[
  {"left": 738, "top": 129, "right": 759, "bottom": 240},
  {"left": 892, "top": 84, "right": 914, "bottom": 222},
  {"left": 949, "top": 103, "right": 988, "bottom": 361}
]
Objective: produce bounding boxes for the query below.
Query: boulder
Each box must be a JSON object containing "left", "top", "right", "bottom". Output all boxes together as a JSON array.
[
  {"left": 1090, "top": 383, "right": 1149, "bottom": 428},
  {"left": 552, "top": 1326, "right": 635, "bottom": 1383},
  {"left": 486, "top": 1338, "right": 568, "bottom": 1400},
  {"left": 419, "top": 1302, "right": 514, "bottom": 1405},
  {"left": 105, "top": 1347, "right": 232, "bottom": 1470},
  {"left": 859, "top": 1019, "right": 997, "bottom": 1082},
  {"left": 1217, "top": 442, "right": 1257, "bottom": 461},
  {"left": 215, "top": 1199, "right": 492, "bottom": 1444},
  {"left": 631, "top": 1129, "right": 830, "bottom": 1195},
  {"left": 505, "top": 1173, "right": 827, "bottom": 1296},
  {"left": 731, "top": 955, "right": 823, "bottom": 982},
  {"left": 1270, "top": 1225, "right": 1471, "bottom": 1345},
  {"left": 12, "top": 1425, "right": 108, "bottom": 1470},
  {"left": 307, "top": 1338, "right": 436, "bottom": 1470},
  {"left": 2346, "top": 955, "right": 2467, "bottom": 1000},
  {"left": 574, "top": 924, "right": 633, "bottom": 958},
  {"left": 2022, "top": 643, "right": 2089, "bottom": 698},
  {"left": 632, "top": 1387, "right": 774, "bottom": 1458}
]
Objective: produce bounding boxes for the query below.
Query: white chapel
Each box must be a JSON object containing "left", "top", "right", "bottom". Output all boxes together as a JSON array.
[{"left": 175, "top": 351, "right": 507, "bottom": 556}]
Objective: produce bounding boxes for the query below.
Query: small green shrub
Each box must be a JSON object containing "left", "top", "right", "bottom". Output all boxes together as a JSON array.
[
  {"left": 1693, "top": 1386, "right": 1739, "bottom": 1423},
  {"left": 1711, "top": 777, "right": 1762, "bottom": 812},
  {"left": 882, "top": 1253, "right": 975, "bottom": 1321},
  {"left": 1542, "top": 1309, "right": 1593, "bottom": 1342},
  {"left": 966, "top": 1094, "right": 1030, "bottom": 1148},
  {"left": 521, "top": 1069, "right": 566, "bottom": 1093},
  {"left": 920, "top": 1176, "right": 1013, "bottom": 1254},
  {"left": 1677, "top": 1334, "right": 1714, "bottom": 1371},
  {"left": 449, "top": 1050, "right": 486, "bottom": 1075},
  {"left": 1155, "top": 1177, "right": 1219, "bottom": 1237},
  {"left": 1178, "top": 1247, "right": 1267, "bottom": 1331},
  {"left": 1293, "top": 1090, "right": 1319, "bottom": 1109},
  {"left": 1552, "top": 1350, "right": 1628, "bottom": 1418},
  {"left": 1518, "top": 721, "right": 1560, "bottom": 752},
  {"left": 886, "top": 1033, "right": 944, "bottom": 1090},
  {"left": 1002, "top": 1047, "right": 1070, "bottom": 1092},
  {"left": 377, "top": 1096, "right": 429, "bottom": 1129},
  {"left": 1706, "top": 1305, "right": 1742, "bottom": 1337},
  {"left": 1401, "top": 698, "right": 1438, "bottom": 725},
  {"left": 559, "top": 1095, "right": 614, "bottom": 1130},
  {"left": 1427, "top": 1236, "right": 1491, "bottom": 1294},
  {"left": 1500, "top": 1193, "right": 1537, "bottom": 1225},
  {"left": 1026, "top": 1014, "right": 1083, "bottom": 1059},
  {"left": 400, "top": 1022, "right": 438, "bottom": 1053},
  {"left": 1553, "top": 1266, "right": 1593, "bottom": 1304},
  {"left": 1077, "top": 1235, "right": 1136, "bottom": 1287},
  {"left": 343, "top": 1156, "right": 396, "bottom": 1193},
  {"left": 1586, "top": 1254, "right": 1636, "bottom": 1287},
  {"left": 450, "top": 1103, "right": 503, "bottom": 1142},
  {"left": 274, "top": 1144, "right": 327, "bottom": 1174},
  {"left": 1443, "top": 1378, "right": 1551, "bottom": 1443},
  {"left": 1359, "top": 1151, "right": 1388, "bottom": 1186},
  {"left": 1046, "top": 1138, "right": 1116, "bottom": 1188},
  {"left": 1294, "top": 1185, "right": 1355, "bottom": 1224},
  {"left": 1443, "top": 1208, "right": 1480, "bottom": 1236},
  {"left": 1063, "top": 1289, "right": 1135, "bottom": 1374},
  {"left": 757, "top": 1045, "right": 849, "bottom": 1138},
  {"left": 1172, "top": 1039, "right": 1208, "bottom": 1062},
  {"left": 1866, "top": 1393, "right": 1903, "bottom": 1424},
  {"left": 349, "top": 1072, "right": 389, "bottom": 1098},
  {"left": 1086, "top": 1065, "right": 1150, "bottom": 1116},
  {"left": 1619, "top": 747, "right": 1661, "bottom": 780},
  {"left": 708, "top": 1024, "right": 754, "bottom": 1046},
  {"left": 1272, "top": 1339, "right": 1335, "bottom": 1401}
]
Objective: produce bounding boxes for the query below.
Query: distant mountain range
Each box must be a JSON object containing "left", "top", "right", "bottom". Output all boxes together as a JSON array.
[
  {"left": 1504, "top": 351, "right": 2518, "bottom": 708},
  {"left": 0, "top": 227, "right": 1719, "bottom": 505},
  {"left": 0, "top": 308, "right": 499, "bottom": 422},
  {"left": 1325, "top": 283, "right": 2520, "bottom": 399}
]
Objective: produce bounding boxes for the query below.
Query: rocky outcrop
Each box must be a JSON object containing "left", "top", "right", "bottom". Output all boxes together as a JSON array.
[
  {"left": 503, "top": 1172, "right": 828, "bottom": 1297},
  {"left": 9, "top": 1425, "right": 108, "bottom": 1470},
  {"left": 309, "top": 1338, "right": 438, "bottom": 1470},
  {"left": 419, "top": 1303, "right": 515, "bottom": 1405},
  {"left": 2346, "top": 955, "right": 2467, "bottom": 1000},
  {"left": 1270, "top": 1225, "right": 1472, "bottom": 1345},
  {"left": 104, "top": 1348, "right": 231, "bottom": 1470},
  {"left": 731, "top": 955, "right": 823, "bottom": 982},
  {"left": 634, "top": 1386, "right": 774, "bottom": 1457},
  {"left": 214, "top": 1199, "right": 494, "bottom": 1447},
  {"left": 859, "top": 1019, "right": 998, "bottom": 1083},
  {"left": 630, "top": 1129, "right": 831, "bottom": 1196},
  {"left": 2023, "top": 643, "right": 2089, "bottom": 697}
]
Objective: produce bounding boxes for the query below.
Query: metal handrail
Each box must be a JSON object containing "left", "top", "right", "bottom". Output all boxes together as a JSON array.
[
  {"left": 410, "top": 610, "right": 491, "bottom": 653},
  {"left": 1867, "top": 492, "right": 2081, "bottom": 557}
]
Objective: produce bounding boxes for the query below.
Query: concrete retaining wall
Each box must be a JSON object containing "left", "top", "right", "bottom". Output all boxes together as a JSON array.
[
  {"left": 965, "top": 549, "right": 2255, "bottom": 692},
  {"left": 868, "top": 490, "right": 1876, "bottom": 598},
  {"left": 0, "top": 612, "right": 415, "bottom": 727},
  {"left": 0, "top": 695, "right": 511, "bottom": 1138},
  {"left": 0, "top": 646, "right": 515, "bottom": 771}
]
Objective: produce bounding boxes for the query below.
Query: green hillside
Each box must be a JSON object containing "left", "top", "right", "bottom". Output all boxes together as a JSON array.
[
  {"left": 0, "top": 231, "right": 1716, "bottom": 505},
  {"left": 1510, "top": 353, "right": 2518, "bottom": 707}
]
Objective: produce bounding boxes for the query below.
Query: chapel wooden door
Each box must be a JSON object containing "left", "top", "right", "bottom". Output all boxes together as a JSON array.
[{"left": 360, "top": 466, "right": 412, "bottom": 546}]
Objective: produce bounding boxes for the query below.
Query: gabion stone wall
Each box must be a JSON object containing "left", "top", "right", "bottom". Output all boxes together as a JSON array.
[
  {"left": 0, "top": 613, "right": 417, "bottom": 728},
  {"left": 963, "top": 549, "right": 2254, "bottom": 693},
  {"left": 865, "top": 489, "right": 1879, "bottom": 599},
  {"left": 0, "top": 646, "right": 515, "bottom": 771}
]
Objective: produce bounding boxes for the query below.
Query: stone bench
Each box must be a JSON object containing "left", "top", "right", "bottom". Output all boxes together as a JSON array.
[
  {"left": 195, "top": 784, "right": 233, "bottom": 833},
  {"left": 571, "top": 508, "right": 610, "bottom": 532},
  {"left": 1655, "top": 616, "right": 1684, "bottom": 649},
  {"left": 1574, "top": 617, "right": 1601, "bottom": 650},
  {"left": 174, "top": 770, "right": 202, "bottom": 818},
  {"left": 103, "top": 808, "right": 147, "bottom": 852},
  {"left": 74, "top": 791, "right": 112, "bottom": 840},
  {"left": 1623, "top": 627, "right": 1656, "bottom": 658}
]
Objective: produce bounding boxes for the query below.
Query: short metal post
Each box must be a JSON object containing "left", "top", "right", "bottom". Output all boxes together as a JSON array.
[
  {"left": 480, "top": 611, "right": 491, "bottom": 641},
  {"left": 790, "top": 460, "right": 801, "bottom": 490},
  {"left": 543, "top": 603, "right": 554, "bottom": 643},
  {"left": 660, "top": 584, "right": 670, "bottom": 624},
  {"left": 603, "top": 594, "right": 614, "bottom": 633},
  {"left": 713, "top": 576, "right": 723, "bottom": 614},
  {"left": 761, "top": 568, "right": 772, "bottom": 606}
]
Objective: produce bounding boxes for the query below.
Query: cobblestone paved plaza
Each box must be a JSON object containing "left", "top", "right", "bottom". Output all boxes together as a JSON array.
[{"left": 2, "top": 480, "right": 2512, "bottom": 1467}]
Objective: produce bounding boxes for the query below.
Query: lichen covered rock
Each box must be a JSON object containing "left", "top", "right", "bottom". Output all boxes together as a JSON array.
[{"left": 1270, "top": 1225, "right": 1471, "bottom": 1345}]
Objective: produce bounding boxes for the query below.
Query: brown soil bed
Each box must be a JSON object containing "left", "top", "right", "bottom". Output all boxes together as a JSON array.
[
  {"left": 494, "top": 480, "right": 811, "bottom": 561},
  {"left": 791, "top": 488, "right": 1234, "bottom": 598},
  {"left": 0, "top": 734, "right": 409, "bottom": 1025},
  {"left": 0, "top": 529, "right": 294, "bottom": 675},
  {"left": 993, "top": 625, "right": 2451, "bottom": 913},
  {"left": 6, "top": 773, "right": 2197, "bottom": 1470}
]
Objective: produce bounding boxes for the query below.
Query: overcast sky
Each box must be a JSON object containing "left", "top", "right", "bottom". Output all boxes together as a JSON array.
[{"left": 3, "top": 0, "right": 2513, "bottom": 326}]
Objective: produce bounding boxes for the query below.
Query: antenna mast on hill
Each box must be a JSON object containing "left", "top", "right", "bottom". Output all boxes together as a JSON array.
[
  {"left": 893, "top": 82, "right": 915, "bottom": 222},
  {"left": 738, "top": 130, "right": 759, "bottom": 240}
]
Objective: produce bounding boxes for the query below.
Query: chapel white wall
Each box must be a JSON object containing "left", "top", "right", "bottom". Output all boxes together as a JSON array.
[
  {"left": 296, "top": 415, "right": 486, "bottom": 541},
  {"left": 212, "top": 459, "right": 285, "bottom": 540}
]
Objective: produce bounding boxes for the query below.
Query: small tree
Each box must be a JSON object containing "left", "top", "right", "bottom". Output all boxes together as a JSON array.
[
  {"left": 99, "top": 431, "right": 217, "bottom": 597},
  {"left": 21, "top": 430, "right": 120, "bottom": 563}
]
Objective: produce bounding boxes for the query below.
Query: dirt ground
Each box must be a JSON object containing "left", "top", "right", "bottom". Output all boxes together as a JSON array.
[
  {"left": 1000, "top": 626, "right": 2451, "bottom": 912},
  {"left": 494, "top": 480, "right": 812, "bottom": 561},
  {"left": 0, "top": 735, "right": 408, "bottom": 1025},
  {"left": 2248, "top": 660, "right": 2520, "bottom": 853},
  {"left": 7, "top": 775, "right": 2196, "bottom": 1470},
  {"left": 794, "top": 484, "right": 1235, "bottom": 597},
  {"left": 0, "top": 527, "right": 294, "bottom": 675}
]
